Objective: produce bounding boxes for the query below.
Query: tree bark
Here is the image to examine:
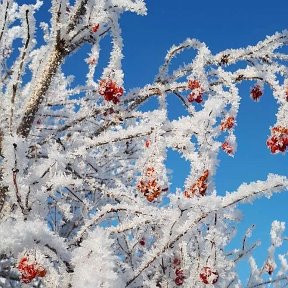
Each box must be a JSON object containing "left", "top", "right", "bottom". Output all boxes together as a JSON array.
[{"left": 16, "top": 43, "right": 68, "bottom": 138}]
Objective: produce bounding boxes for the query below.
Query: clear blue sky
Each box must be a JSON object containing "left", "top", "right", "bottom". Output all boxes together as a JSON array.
[
  {"left": 119, "top": 3, "right": 287, "bottom": 191},
  {"left": 29, "top": 0, "right": 288, "bottom": 282},
  {"left": 119, "top": 0, "right": 288, "bottom": 281}
]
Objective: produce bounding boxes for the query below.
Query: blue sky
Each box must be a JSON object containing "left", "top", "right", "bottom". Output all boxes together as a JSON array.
[
  {"left": 119, "top": 0, "right": 288, "bottom": 281},
  {"left": 120, "top": 3, "right": 287, "bottom": 191},
  {"left": 23, "top": 0, "right": 288, "bottom": 282}
]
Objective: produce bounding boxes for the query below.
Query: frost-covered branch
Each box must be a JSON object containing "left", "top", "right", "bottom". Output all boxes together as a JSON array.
[{"left": 0, "top": 1, "right": 287, "bottom": 287}]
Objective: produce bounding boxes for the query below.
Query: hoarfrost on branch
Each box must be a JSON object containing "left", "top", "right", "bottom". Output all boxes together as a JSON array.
[{"left": 0, "top": 0, "right": 287, "bottom": 287}]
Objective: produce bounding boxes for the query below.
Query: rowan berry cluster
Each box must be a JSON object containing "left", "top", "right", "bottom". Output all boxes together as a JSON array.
[
  {"left": 137, "top": 167, "right": 161, "bottom": 202},
  {"left": 220, "top": 116, "right": 235, "bottom": 131},
  {"left": 187, "top": 79, "right": 204, "bottom": 103},
  {"left": 98, "top": 79, "right": 124, "bottom": 104},
  {"left": 184, "top": 170, "right": 209, "bottom": 198},
  {"left": 250, "top": 85, "right": 263, "bottom": 101},
  {"left": 199, "top": 266, "right": 219, "bottom": 284},
  {"left": 172, "top": 257, "right": 185, "bottom": 286},
  {"left": 266, "top": 126, "right": 288, "bottom": 153},
  {"left": 18, "top": 256, "right": 46, "bottom": 284},
  {"left": 221, "top": 141, "right": 233, "bottom": 154}
]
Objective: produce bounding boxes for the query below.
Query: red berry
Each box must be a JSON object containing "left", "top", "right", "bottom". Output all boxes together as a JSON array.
[
  {"left": 221, "top": 141, "right": 233, "bottom": 154},
  {"left": 188, "top": 80, "right": 201, "bottom": 90},
  {"left": 184, "top": 170, "right": 209, "bottom": 198},
  {"left": 91, "top": 23, "right": 99, "bottom": 33},
  {"left": 187, "top": 92, "right": 203, "bottom": 103},
  {"left": 173, "top": 257, "right": 181, "bottom": 267},
  {"left": 199, "top": 266, "right": 219, "bottom": 284},
  {"left": 175, "top": 268, "right": 184, "bottom": 277},
  {"left": 250, "top": 85, "right": 263, "bottom": 101},
  {"left": 220, "top": 116, "right": 234, "bottom": 131},
  {"left": 18, "top": 256, "right": 46, "bottom": 283},
  {"left": 145, "top": 139, "right": 151, "bottom": 148},
  {"left": 21, "top": 275, "right": 33, "bottom": 284},
  {"left": 37, "top": 266, "right": 47, "bottom": 277},
  {"left": 139, "top": 238, "right": 145, "bottom": 246},
  {"left": 137, "top": 178, "right": 161, "bottom": 202},
  {"left": 267, "top": 126, "right": 288, "bottom": 153},
  {"left": 175, "top": 276, "right": 184, "bottom": 286},
  {"left": 146, "top": 193, "right": 157, "bottom": 202},
  {"left": 187, "top": 79, "right": 204, "bottom": 103},
  {"left": 18, "top": 257, "right": 28, "bottom": 270}
]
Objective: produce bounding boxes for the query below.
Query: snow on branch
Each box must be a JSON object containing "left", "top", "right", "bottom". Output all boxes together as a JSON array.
[
  {"left": 0, "top": 1, "right": 287, "bottom": 287},
  {"left": 223, "top": 174, "right": 288, "bottom": 208}
]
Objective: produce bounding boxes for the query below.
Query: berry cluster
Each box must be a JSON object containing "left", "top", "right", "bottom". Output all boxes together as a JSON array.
[
  {"left": 184, "top": 170, "right": 209, "bottom": 198},
  {"left": 264, "top": 261, "right": 274, "bottom": 275},
  {"left": 220, "top": 116, "right": 235, "bottom": 131},
  {"left": 221, "top": 141, "right": 233, "bottom": 154},
  {"left": 18, "top": 256, "right": 46, "bottom": 284},
  {"left": 187, "top": 79, "right": 204, "bottom": 103},
  {"left": 199, "top": 266, "right": 219, "bottom": 284},
  {"left": 137, "top": 168, "right": 161, "bottom": 202},
  {"left": 266, "top": 126, "right": 288, "bottom": 153},
  {"left": 250, "top": 85, "right": 263, "bottom": 101},
  {"left": 172, "top": 258, "right": 185, "bottom": 286},
  {"left": 91, "top": 23, "right": 99, "bottom": 33},
  {"left": 98, "top": 79, "right": 124, "bottom": 104}
]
